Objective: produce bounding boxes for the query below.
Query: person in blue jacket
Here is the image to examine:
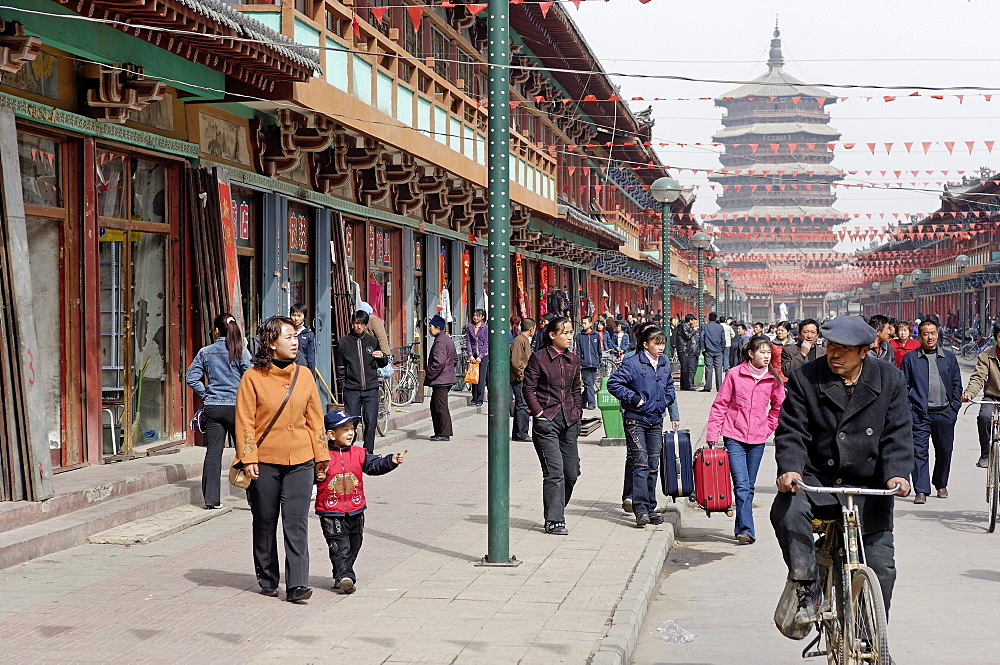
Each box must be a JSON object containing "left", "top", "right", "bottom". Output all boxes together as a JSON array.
[
  {"left": 290, "top": 303, "right": 316, "bottom": 373},
  {"left": 575, "top": 316, "right": 602, "bottom": 410},
  {"left": 607, "top": 327, "right": 678, "bottom": 528}
]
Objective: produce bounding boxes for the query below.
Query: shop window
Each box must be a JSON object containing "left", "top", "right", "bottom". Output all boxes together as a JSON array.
[
  {"left": 231, "top": 188, "right": 260, "bottom": 336},
  {"left": 132, "top": 159, "right": 166, "bottom": 223},
  {"left": 97, "top": 152, "right": 128, "bottom": 218},
  {"left": 288, "top": 204, "right": 313, "bottom": 312},
  {"left": 18, "top": 134, "right": 61, "bottom": 208},
  {"left": 431, "top": 27, "right": 449, "bottom": 79},
  {"left": 97, "top": 152, "right": 169, "bottom": 224}
]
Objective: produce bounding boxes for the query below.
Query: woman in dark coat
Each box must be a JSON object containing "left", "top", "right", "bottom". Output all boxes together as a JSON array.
[{"left": 425, "top": 315, "right": 457, "bottom": 441}]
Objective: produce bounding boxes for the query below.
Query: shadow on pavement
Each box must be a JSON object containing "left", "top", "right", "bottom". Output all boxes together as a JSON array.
[
  {"left": 463, "top": 513, "right": 540, "bottom": 532},
  {"left": 365, "top": 527, "right": 482, "bottom": 562},
  {"left": 184, "top": 568, "right": 260, "bottom": 591},
  {"left": 962, "top": 568, "right": 1000, "bottom": 583},
  {"left": 894, "top": 507, "right": 990, "bottom": 534}
]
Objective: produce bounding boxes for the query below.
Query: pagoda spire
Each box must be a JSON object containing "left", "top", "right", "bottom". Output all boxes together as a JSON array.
[{"left": 768, "top": 18, "right": 784, "bottom": 71}]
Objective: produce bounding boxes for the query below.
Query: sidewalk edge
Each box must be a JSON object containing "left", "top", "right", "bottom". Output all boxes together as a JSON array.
[{"left": 589, "top": 505, "right": 682, "bottom": 665}]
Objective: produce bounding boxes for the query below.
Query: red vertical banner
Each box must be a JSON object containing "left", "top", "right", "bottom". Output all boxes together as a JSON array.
[
  {"left": 461, "top": 250, "right": 471, "bottom": 316},
  {"left": 515, "top": 253, "right": 527, "bottom": 317},
  {"left": 216, "top": 170, "right": 244, "bottom": 333}
]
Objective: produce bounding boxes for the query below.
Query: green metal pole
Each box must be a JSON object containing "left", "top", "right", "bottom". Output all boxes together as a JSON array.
[
  {"left": 961, "top": 269, "right": 967, "bottom": 341},
  {"left": 661, "top": 202, "right": 671, "bottom": 356},
  {"left": 485, "top": 0, "right": 512, "bottom": 565},
  {"left": 714, "top": 268, "right": 719, "bottom": 318},
  {"left": 697, "top": 248, "right": 705, "bottom": 326}
]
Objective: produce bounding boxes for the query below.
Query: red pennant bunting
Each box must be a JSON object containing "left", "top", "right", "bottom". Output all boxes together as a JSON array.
[
  {"left": 538, "top": 1, "right": 553, "bottom": 17},
  {"left": 407, "top": 5, "right": 423, "bottom": 31}
]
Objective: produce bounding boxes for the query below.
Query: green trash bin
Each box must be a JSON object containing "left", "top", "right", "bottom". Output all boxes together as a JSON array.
[
  {"left": 695, "top": 353, "right": 705, "bottom": 385},
  {"left": 597, "top": 377, "right": 626, "bottom": 446}
]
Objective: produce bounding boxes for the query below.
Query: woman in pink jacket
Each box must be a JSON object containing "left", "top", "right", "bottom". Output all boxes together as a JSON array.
[{"left": 706, "top": 335, "right": 785, "bottom": 544}]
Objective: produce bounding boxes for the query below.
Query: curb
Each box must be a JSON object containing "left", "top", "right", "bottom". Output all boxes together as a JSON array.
[{"left": 590, "top": 504, "right": 683, "bottom": 665}]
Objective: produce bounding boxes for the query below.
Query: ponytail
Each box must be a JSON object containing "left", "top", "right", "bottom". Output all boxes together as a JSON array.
[{"left": 212, "top": 313, "right": 245, "bottom": 363}]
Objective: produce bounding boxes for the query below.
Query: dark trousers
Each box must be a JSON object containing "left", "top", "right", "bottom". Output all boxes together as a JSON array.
[
  {"left": 247, "top": 460, "right": 315, "bottom": 591},
  {"left": 977, "top": 403, "right": 995, "bottom": 457},
  {"left": 430, "top": 385, "right": 453, "bottom": 436},
  {"left": 319, "top": 513, "right": 365, "bottom": 583},
  {"left": 470, "top": 357, "right": 489, "bottom": 404},
  {"left": 581, "top": 367, "right": 598, "bottom": 409},
  {"left": 623, "top": 419, "right": 662, "bottom": 518},
  {"left": 770, "top": 489, "right": 897, "bottom": 613},
  {"left": 344, "top": 387, "right": 380, "bottom": 453},
  {"left": 679, "top": 354, "right": 698, "bottom": 390},
  {"left": 703, "top": 351, "right": 723, "bottom": 391},
  {"left": 911, "top": 408, "right": 957, "bottom": 494},
  {"left": 201, "top": 404, "right": 235, "bottom": 507},
  {"left": 532, "top": 411, "right": 581, "bottom": 523},
  {"left": 511, "top": 380, "right": 530, "bottom": 440}
]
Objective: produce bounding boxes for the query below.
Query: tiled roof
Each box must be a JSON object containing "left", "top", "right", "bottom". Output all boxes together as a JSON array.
[{"left": 713, "top": 123, "right": 841, "bottom": 140}]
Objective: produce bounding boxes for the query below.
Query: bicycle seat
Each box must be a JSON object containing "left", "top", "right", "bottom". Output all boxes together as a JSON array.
[
  {"left": 411, "top": 353, "right": 420, "bottom": 360},
  {"left": 811, "top": 518, "right": 837, "bottom": 533}
]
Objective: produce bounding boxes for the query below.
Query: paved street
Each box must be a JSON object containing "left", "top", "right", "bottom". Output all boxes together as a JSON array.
[
  {"left": 0, "top": 401, "right": 672, "bottom": 665},
  {"left": 633, "top": 372, "right": 1000, "bottom": 664}
]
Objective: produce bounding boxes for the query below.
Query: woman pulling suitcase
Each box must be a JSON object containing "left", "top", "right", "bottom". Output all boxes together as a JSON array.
[{"left": 705, "top": 335, "right": 785, "bottom": 544}]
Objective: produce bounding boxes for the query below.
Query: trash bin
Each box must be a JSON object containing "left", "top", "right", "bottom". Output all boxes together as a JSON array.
[
  {"left": 597, "top": 377, "right": 626, "bottom": 446},
  {"left": 695, "top": 354, "right": 704, "bottom": 386}
]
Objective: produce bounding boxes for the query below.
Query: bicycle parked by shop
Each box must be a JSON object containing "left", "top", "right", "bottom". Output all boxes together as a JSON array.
[
  {"left": 376, "top": 375, "right": 392, "bottom": 436},
  {"left": 961, "top": 334, "right": 991, "bottom": 360},
  {"left": 794, "top": 479, "right": 900, "bottom": 665},
  {"left": 389, "top": 344, "right": 420, "bottom": 407},
  {"left": 965, "top": 399, "right": 1000, "bottom": 532},
  {"left": 597, "top": 350, "right": 623, "bottom": 378}
]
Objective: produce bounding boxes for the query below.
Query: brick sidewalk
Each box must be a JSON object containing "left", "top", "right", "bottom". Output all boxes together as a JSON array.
[{"left": 0, "top": 391, "right": 716, "bottom": 664}]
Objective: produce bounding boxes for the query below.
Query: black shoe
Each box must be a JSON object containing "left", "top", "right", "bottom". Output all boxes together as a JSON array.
[
  {"left": 978, "top": 455, "right": 989, "bottom": 468},
  {"left": 512, "top": 437, "right": 532, "bottom": 442},
  {"left": 544, "top": 521, "right": 569, "bottom": 535},
  {"left": 792, "top": 581, "right": 823, "bottom": 627},
  {"left": 205, "top": 504, "right": 222, "bottom": 510},
  {"left": 700, "top": 388, "right": 712, "bottom": 392},
  {"left": 913, "top": 492, "right": 927, "bottom": 504},
  {"left": 635, "top": 514, "right": 650, "bottom": 528},
  {"left": 337, "top": 577, "right": 356, "bottom": 594},
  {"left": 285, "top": 586, "right": 313, "bottom": 602},
  {"left": 648, "top": 513, "right": 664, "bottom": 525},
  {"left": 259, "top": 587, "right": 278, "bottom": 597},
  {"left": 430, "top": 435, "right": 450, "bottom": 441}
]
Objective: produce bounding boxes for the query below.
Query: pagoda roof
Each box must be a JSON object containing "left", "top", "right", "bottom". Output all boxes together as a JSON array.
[
  {"left": 709, "top": 163, "right": 844, "bottom": 178},
  {"left": 705, "top": 205, "right": 848, "bottom": 220},
  {"left": 715, "top": 26, "right": 837, "bottom": 103},
  {"left": 713, "top": 123, "right": 840, "bottom": 140}
]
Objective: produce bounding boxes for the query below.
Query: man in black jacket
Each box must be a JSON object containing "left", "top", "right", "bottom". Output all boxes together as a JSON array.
[
  {"left": 335, "top": 310, "right": 389, "bottom": 453},
  {"left": 770, "top": 316, "right": 912, "bottom": 639},
  {"left": 674, "top": 314, "right": 700, "bottom": 390}
]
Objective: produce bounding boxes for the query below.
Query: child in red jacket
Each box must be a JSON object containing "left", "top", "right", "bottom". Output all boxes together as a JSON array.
[{"left": 316, "top": 410, "right": 406, "bottom": 594}]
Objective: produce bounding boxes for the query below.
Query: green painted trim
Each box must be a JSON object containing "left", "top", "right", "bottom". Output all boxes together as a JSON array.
[
  {"left": 0, "top": 92, "right": 199, "bottom": 158},
  {"left": 214, "top": 103, "right": 259, "bottom": 121},
  {"left": 528, "top": 217, "right": 600, "bottom": 250},
  {"left": 517, "top": 247, "right": 588, "bottom": 271},
  {"left": 0, "top": 0, "right": 223, "bottom": 99},
  {"left": 202, "top": 159, "right": 479, "bottom": 244}
]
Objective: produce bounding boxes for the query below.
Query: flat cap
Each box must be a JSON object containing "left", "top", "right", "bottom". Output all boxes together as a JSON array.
[
  {"left": 428, "top": 314, "right": 447, "bottom": 330},
  {"left": 820, "top": 316, "right": 876, "bottom": 347}
]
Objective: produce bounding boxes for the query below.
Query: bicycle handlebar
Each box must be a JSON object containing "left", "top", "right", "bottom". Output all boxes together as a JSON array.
[{"left": 792, "top": 479, "right": 901, "bottom": 496}]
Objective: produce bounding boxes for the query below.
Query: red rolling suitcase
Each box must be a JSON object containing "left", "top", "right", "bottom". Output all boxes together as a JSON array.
[{"left": 693, "top": 442, "right": 734, "bottom": 517}]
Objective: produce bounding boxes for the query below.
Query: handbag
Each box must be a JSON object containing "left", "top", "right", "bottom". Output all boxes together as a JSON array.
[
  {"left": 230, "top": 365, "right": 301, "bottom": 488},
  {"left": 190, "top": 408, "right": 205, "bottom": 434},
  {"left": 464, "top": 361, "right": 480, "bottom": 385}
]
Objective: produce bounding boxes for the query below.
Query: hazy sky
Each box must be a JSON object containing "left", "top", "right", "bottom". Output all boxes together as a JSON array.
[{"left": 571, "top": 0, "right": 1000, "bottom": 235}]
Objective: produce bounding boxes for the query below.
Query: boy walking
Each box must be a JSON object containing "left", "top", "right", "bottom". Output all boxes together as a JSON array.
[{"left": 316, "top": 410, "right": 406, "bottom": 593}]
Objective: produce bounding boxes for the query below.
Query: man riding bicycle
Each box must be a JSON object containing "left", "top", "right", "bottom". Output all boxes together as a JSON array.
[
  {"left": 770, "top": 316, "right": 913, "bottom": 640},
  {"left": 960, "top": 324, "right": 1000, "bottom": 468}
]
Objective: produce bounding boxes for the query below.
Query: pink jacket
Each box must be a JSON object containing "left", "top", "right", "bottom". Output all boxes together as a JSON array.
[{"left": 706, "top": 361, "right": 785, "bottom": 446}]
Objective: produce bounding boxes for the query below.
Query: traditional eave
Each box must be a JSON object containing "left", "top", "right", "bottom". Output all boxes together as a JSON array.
[
  {"left": 557, "top": 202, "right": 628, "bottom": 249},
  {"left": 713, "top": 123, "right": 841, "bottom": 141},
  {"left": 709, "top": 163, "right": 844, "bottom": 179},
  {"left": 56, "top": 0, "right": 319, "bottom": 93}
]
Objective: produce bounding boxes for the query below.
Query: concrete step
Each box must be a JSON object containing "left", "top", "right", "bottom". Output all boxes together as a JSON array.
[{"left": 88, "top": 502, "right": 234, "bottom": 545}]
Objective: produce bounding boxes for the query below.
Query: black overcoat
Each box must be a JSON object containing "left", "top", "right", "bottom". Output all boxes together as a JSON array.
[{"left": 775, "top": 355, "right": 914, "bottom": 533}]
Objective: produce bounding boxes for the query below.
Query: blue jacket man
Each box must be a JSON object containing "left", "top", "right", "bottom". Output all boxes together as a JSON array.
[
  {"left": 701, "top": 312, "right": 726, "bottom": 392},
  {"left": 900, "top": 319, "right": 963, "bottom": 503},
  {"left": 575, "top": 320, "right": 603, "bottom": 410}
]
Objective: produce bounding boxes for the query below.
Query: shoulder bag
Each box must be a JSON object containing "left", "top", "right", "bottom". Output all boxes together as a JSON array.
[{"left": 230, "top": 365, "right": 301, "bottom": 489}]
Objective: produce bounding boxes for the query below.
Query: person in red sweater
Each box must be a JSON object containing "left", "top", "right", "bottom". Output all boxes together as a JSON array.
[
  {"left": 890, "top": 320, "right": 920, "bottom": 368},
  {"left": 316, "top": 410, "right": 406, "bottom": 594}
]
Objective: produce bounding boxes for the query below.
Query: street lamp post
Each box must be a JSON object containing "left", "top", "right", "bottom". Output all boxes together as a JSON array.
[
  {"left": 721, "top": 271, "right": 731, "bottom": 318},
  {"left": 956, "top": 254, "right": 970, "bottom": 340},
  {"left": 855, "top": 287, "right": 865, "bottom": 316},
  {"left": 871, "top": 282, "right": 880, "bottom": 316},
  {"left": 911, "top": 269, "right": 927, "bottom": 321},
  {"left": 691, "top": 232, "right": 713, "bottom": 325},
  {"left": 650, "top": 177, "right": 683, "bottom": 355},
  {"left": 895, "top": 274, "right": 906, "bottom": 320},
  {"left": 709, "top": 258, "right": 725, "bottom": 317}
]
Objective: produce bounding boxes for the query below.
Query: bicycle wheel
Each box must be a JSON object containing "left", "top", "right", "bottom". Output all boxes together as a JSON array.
[
  {"left": 962, "top": 343, "right": 978, "bottom": 360},
  {"left": 848, "top": 566, "right": 890, "bottom": 665},
  {"left": 989, "top": 443, "right": 999, "bottom": 533},
  {"left": 391, "top": 368, "right": 417, "bottom": 406},
  {"left": 376, "top": 383, "right": 390, "bottom": 436}
]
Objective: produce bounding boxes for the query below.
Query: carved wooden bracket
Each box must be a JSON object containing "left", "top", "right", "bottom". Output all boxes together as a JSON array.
[
  {"left": 252, "top": 109, "right": 336, "bottom": 177},
  {"left": 385, "top": 153, "right": 421, "bottom": 214},
  {"left": 83, "top": 63, "right": 165, "bottom": 124},
  {"left": 0, "top": 21, "right": 42, "bottom": 79}
]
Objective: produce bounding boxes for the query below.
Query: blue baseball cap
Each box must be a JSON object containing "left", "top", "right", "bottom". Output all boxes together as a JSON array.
[{"left": 324, "top": 410, "right": 361, "bottom": 430}]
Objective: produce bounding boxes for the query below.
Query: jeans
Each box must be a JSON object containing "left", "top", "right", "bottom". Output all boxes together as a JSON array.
[
  {"left": 344, "top": 388, "right": 380, "bottom": 453},
  {"left": 319, "top": 513, "right": 365, "bottom": 583},
  {"left": 511, "top": 380, "right": 530, "bottom": 440},
  {"left": 532, "top": 411, "right": 581, "bottom": 523},
  {"left": 703, "top": 352, "right": 723, "bottom": 390},
  {"left": 722, "top": 347, "right": 731, "bottom": 371},
  {"left": 911, "top": 408, "right": 957, "bottom": 494},
  {"left": 581, "top": 367, "right": 598, "bottom": 409},
  {"left": 201, "top": 404, "right": 235, "bottom": 507},
  {"left": 248, "top": 460, "right": 315, "bottom": 590},
  {"left": 977, "top": 402, "right": 995, "bottom": 457},
  {"left": 430, "top": 385, "right": 453, "bottom": 436},
  {"left": 470, "top": 356, "right": 489, "bottom": 404},
  {"left": 770, "top": 489, "right": 897, "bottom": 613},
  {"left": 679, "top": 354, "right": 698, "bottom": 390},
  {"left": 623, "top": 419, "right": 662, "bottom": 518},
  {"left": 724, "top": 438, "right": 765, "bottom": 538}
]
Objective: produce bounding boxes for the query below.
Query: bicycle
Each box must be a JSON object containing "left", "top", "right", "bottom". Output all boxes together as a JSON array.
[
  {"left": 961, "top": 335, "right": 990, "bottom": 360},
  {"left": 451, "top": 333, "right": 471, "bottom": 391},
  {"left": 597, "top": 350, "right": 623, "bottom": 378},
  {"left": 965, "top": 399, "right": 1000, "bottom": 532},
  {"left": 376, "top": 376, "right": 391, "bottom": 436},
  {"left": 390, "top": 344, "right": 420, "bottom": 407},
  {"left": 794, "top": 479, "right": 900, "bottom": 665}
]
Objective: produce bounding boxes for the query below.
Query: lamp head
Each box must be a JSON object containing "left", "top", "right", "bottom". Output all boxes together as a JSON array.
[
  {"left": 650, "top": 177, "right": 682, "bottom": 204},
  {"left": 721, "top": 271, "right": 731, "bottom": 280},
  {"left": 709, "top": 257, "right": 726, "bottom": 269},
  {"left": 871, "top": 281, "right": 880, "bottom": 291},
  {"left": 895, "top": 274, "right": 905, "bottom": 284},
  {"left": 955, "top": 254, "right": 970, "bottom": 267},
  {"left": 691, "top": 232, "right": 712, "bottom": 250}
]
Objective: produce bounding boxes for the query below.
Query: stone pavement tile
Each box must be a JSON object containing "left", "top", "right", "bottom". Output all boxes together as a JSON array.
[
  {"left": 452, "top": 583, "right": 519, "bottom": 602},
  {"left": 452, "top": 644, "right": 529, "bottom": 664},
  {"left": 396, "top": 581, "right": 470, "bottom": 599}
]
